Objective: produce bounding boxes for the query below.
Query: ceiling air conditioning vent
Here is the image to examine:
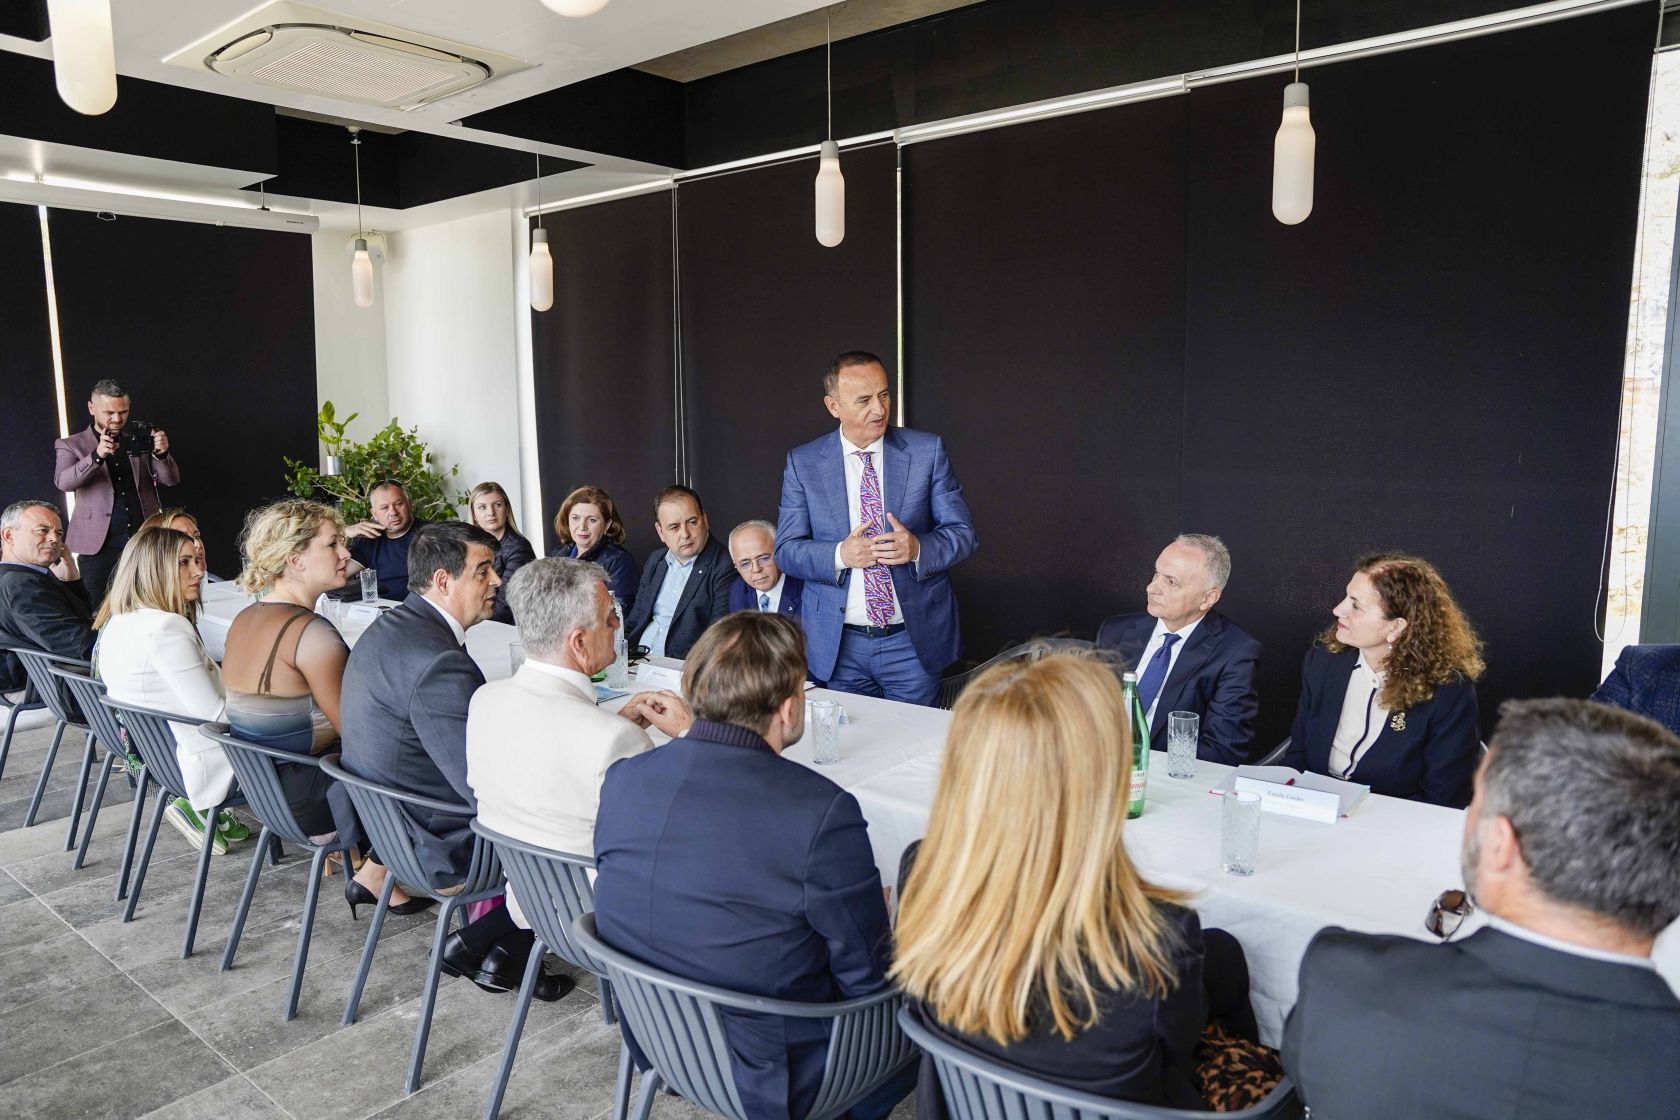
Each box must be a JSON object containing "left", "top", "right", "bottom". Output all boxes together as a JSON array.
[{"left": 167, "top": 3, "right": 531, "bottom": 112}]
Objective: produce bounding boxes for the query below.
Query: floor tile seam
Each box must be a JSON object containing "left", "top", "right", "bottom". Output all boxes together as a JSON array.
[{"left": 0, "top": 1015, "right": 232, "bottom": 1093}]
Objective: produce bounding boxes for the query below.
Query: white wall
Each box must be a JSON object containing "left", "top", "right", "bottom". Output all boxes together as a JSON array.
[{"left": 310, "top": 231, "right": 389, "bottom": 459}]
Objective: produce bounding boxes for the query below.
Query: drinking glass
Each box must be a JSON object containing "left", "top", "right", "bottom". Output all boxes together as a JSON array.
[
  {"left": 1167, "top": 711, "right": 1199, "bottom": 779},
  {"left": 808, "top": 699, "right": 841, "bottom": 765},
  {"left": 359, "top": 568, "right": 379, "bottom": 604},
  {"left": 508, "top": 641, "right": 525, "bottom": 676},
  {"left": 1221, "top": 791, "right": 1262, "bottom": 876}
]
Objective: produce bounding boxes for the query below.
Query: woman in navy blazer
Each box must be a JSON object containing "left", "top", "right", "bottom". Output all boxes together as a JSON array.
[
  {"left": 549, "top": 484, "right": 640, "bottom": 614},
  {"left": 1283, "top": 554, "right": 1484, "bottom": 808}
]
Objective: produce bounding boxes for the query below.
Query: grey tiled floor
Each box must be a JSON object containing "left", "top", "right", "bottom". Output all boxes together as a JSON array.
[{"left": 0, "top": 721, "right": 918, "bottom": 1120}]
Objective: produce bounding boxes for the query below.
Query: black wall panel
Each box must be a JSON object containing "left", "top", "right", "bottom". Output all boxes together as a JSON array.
[
  {"left": 532, "top": 192, "right": 676, "bottom": 557},
  {"left": 1182, "top": 6, "right": 1651, "bottom": 746},
  {"left": 678, "top": 144, "right": 898, "bottom": 543},
  {"left": 0, "top": 203, "right": 60, "bottom": 502},
  {"left": 47, "top": 211, "right": 318, "bottom": 573},
  {"left": 905, "top": 98, "right": 1190, "bottom": 666}
]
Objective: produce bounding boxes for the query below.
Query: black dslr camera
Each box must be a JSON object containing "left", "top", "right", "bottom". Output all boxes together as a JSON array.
[{"left": 114, "top": 420, "right": 157, "bottom": 456}]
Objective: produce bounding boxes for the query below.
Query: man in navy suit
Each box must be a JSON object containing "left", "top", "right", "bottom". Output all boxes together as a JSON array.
[
  {"left": 622, "top": 486, "right": 733, "bottom": 659},
  {"left": 776, "top": 351, "right": 978, "bottom": 706},
  {"left": 1096, "top": 534, "right": 1260, "bottom": 764},
  {"left": 1593, "top": 644, "right": 1680, "bottom": 738},
  {"left": 593, "top": 612, "right": 911, "bottom": 1120},
  {"left": 726, "top": 519, "right": 805, "bottom": 625}
]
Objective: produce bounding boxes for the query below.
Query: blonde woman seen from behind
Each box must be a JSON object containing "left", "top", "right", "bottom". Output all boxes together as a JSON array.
[
  {"left": 96, "top": 526, "right": 246, "bottom": 854},
  {"left": 892, "top": 654, "right": 1268, "bottom": 1112}
]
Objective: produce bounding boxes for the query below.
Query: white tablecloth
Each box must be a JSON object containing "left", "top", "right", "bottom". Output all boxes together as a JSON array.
[{"left": 195, "top": 582, "right": 523, "bottom": 681}]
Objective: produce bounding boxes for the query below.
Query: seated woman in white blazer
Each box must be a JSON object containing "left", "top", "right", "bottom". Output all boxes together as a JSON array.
[{"left": 95, "top": 524, "right": 247, "bottom": 855}]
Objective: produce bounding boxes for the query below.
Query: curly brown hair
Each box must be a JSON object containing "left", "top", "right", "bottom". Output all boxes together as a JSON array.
[
  {"left": 552, "top": 485, "right": 627, "bottom": 552},
  {"left": 1320, "top": 552, "right": 1485, "bottom": 711}
]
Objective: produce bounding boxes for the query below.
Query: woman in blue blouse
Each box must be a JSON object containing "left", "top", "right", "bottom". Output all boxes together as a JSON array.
[
  {"left": 1283, "top": 553, "right": 1485, "bottom": 808},
  {"left": 551, "top": 485, "right": 639, "bottom": 613}
]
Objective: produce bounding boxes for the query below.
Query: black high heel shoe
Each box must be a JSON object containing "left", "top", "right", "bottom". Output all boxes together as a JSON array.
[{"left": 344, "top": 878, "right": 436, "bottom": 920}]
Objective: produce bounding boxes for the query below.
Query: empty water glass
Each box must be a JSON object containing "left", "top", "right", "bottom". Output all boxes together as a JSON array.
[
  {"left": 1222, "top": 791, "right": 1262, "bottom": 877},
  {"left": 359, "top": 568, "right": 379, "bottom": 604},
  {"left": 508, "top": 641, "right": 525, "bottom": 676},
  {"left": 808, "top": 699, "right": 841, "bottom": 765},
  {"left": 1167, "top": 711, "right": 1199, "bottom": 779}
]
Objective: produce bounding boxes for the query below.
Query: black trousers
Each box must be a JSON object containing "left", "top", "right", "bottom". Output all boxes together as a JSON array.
[{"left": 77, "top": 531, "right": 129, "bottom": 609}]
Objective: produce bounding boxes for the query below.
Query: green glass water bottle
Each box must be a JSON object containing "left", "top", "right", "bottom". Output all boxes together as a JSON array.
[{"left": 1122, "top": 670, "right": 1150, "bottom": 818}]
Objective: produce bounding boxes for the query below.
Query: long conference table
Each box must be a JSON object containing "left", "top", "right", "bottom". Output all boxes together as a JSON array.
[{"left": 197, "top": 582, "right": 1679, "bottom": 1046}]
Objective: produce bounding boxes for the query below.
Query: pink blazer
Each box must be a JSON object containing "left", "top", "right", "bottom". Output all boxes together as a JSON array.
[{"left": 52, "top": 427, "right": 181, "bottom": 554}]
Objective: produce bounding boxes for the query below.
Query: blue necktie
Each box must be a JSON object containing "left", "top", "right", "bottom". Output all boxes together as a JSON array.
[
  {"left": 759, "top": 592, "right": 771, "bottom": 612},
  {"left": 1136, "top": 633, "right": 1180, "bottom": 714}
]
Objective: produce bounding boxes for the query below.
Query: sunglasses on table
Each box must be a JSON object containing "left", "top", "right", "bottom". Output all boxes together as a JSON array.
[{"left": 1425, "top": 888, "right": 1474, "bottom": 940}]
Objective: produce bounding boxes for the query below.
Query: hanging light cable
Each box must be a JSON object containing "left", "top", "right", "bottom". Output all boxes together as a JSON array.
[
  {"left": 47, "top": 0, "right": 117, "bottom": 115},
  {"left": 814, "top": 7, "right": 845, "bottom": 247},
  {"left": 1272, "top": 0, "right": 1316, "bottom": 224},
  {"left": 530, "top": 151, "right": 555, "bottom": 312},
  {"left": 350, "top": 128, "right": 374, "bottom": 308}
]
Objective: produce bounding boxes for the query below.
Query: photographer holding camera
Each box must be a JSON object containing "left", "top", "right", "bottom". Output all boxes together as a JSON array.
[{"left": 52, "top": 378, "right": 180, "bottom": 604}]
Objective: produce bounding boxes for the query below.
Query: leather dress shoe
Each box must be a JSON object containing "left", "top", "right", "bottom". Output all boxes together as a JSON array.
[
  {"left": 439, "top": 931, "right": 485, "bottom": 983},
  {"left": 475, "top": 944, "right": 577, "bottom": 1002}
]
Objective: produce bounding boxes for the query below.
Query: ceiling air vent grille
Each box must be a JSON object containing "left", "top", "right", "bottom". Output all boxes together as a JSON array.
[{"left": 205, "top": 23, "right": 494, "bottom": 111}]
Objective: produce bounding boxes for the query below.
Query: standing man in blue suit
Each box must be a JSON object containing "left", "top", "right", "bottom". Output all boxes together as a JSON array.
[
  {"left": 776, "top": 351, "right": 978, "bottom": 706},
  {"left": 727, "top": 519, "right": 805, "bottom": 626},
  {"left": 1096, "top": 535, "right": 1261, "bottom": 764}
]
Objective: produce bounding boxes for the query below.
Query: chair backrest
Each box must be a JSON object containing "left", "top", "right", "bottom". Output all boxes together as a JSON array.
[
  {"left": 317, "top": 755, "right": 500, "bottom": 899},
  {"left": 10, "top": 647, "right": 89, "bottom": 727},
  {"left": 572, "top": 913, "right": 914, "bottom": 1120},
  {"left": 99, "top": 696, "right": 195, "bottom": 799},
  {"left": 50, "top": 667, "right": 123, "bottom": 758},
  {"left": 469, "top": 821, "right": 602, "bottom": 975},
  {"left": 936, "top": 638, "right": 1084, "bottom": 711},
  {"left": 897, "top": 1006, "right": 1303, "bottom": 1120},
  {"left": 200, "top": 723, "right": 323, "bottom": 847}
]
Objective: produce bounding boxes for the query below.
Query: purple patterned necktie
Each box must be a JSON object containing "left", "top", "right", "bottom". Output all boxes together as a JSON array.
[{"left": 855, "top": 451, "right": 895, "bottom": 627}]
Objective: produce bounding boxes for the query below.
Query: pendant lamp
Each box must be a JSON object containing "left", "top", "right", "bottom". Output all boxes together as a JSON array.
[
  {"left": 47, "top": 0, "right": 117, "bottom": 115},
  {"left": 349, "top": 128, "right": 375, "bottom": 308},
  {"left": 1272, "top": 0, "right": 1315, "bottom": 225},
  {"left": 530, "top": 152, "right": 555, "bottom": 312},
  {"left": 541, "top": 0, "right": 610, "bottom": 15},
  {"left": 814, "top": 8, "right": 845, "bottom": 248}
]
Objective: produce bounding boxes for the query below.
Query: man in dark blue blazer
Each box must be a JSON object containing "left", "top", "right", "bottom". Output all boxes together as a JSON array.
[
  {"left": 1593, "top": 644, "right": 1680, "bottom": 737},
  {"left": 1096, "top": 535, "right": 1259, "bottom": 764},
  {"left": 593, "top": 612, "right": 911, "bottom": 1120},
  {"left": 726, "top": 519, "right": 805, "bottom": 627},
  {"left": 340, "top": 522, "right": 573, "bottom": 1001},
  {"left": 1283, "top": 699, "right": 1680, "bottom": 1118},
  {"left": 776, "top": 352, "right": 978, "bottom": 706},
  {"left": 622, "top": 486, "right": 733, "bottom": 659}
]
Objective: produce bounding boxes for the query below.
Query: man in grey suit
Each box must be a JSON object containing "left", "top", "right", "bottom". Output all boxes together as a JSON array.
[
  {"left": 340, "top": 521, "right": 573, "bottom": 1002},
  {"left": 1283, "top": 698, "right": 1680, "bottom": 1118}
]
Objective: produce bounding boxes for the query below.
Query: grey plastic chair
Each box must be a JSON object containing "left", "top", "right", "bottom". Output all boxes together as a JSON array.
[
  {"left": 320, "top": 755, "right": 504, "bottom": 1095},
  {"left": 470, "top": 822, "right": 626, "bottom": 1120},
  {"left": 201, "top": 725, "right": 357, "bottom": 1021},
  {"left": 936, "top": 638, "right": 1095, "bottom": 710},
  {"left": 0, "top": 677, "right": 46, "bottom": 780},
  {"left": 54, "top": 669, "right": 148, "bottom": 895},
  {"left": 571, "top": 912, "right": 916, "bottom": 1120},
  {"left": 1254, "top": 737, "right": 1291, "bottom": 766},
  {"left": 100, "top": 696, "right": 247, "bottom": 959},
  {"left": 2, "top": 646, "right": 94, "bottom": 844},
  {"left": 896, "top": 1004, "right": 1303, "bottom": 1120}
]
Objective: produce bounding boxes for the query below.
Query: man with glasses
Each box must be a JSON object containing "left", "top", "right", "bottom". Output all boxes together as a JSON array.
[
  {"left": 1282, "top": 698, "right": 1680, "bottom": 1118},
  {"left": 727, "top": 520, "right": 805, "bottom": 630}
]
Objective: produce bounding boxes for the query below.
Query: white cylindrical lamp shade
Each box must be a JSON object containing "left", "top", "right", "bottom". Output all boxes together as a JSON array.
[
  {"left": 1272, "top": 82, "right": 1315, "bottom": 226},
  {"left": 530, "top": 228, "right": 555, "bottom": 312},
  {"left": 815, "top": 140, "right": 846, "bottom": 248},
  {"left": 541, "top": 0, "right": 610, "bottom": 15},
  {"left": 351, "top": 239, "right": 375, "bottom": 308},
  {"left": 47, "top": 0, "right": 117, "bottom": 115}
]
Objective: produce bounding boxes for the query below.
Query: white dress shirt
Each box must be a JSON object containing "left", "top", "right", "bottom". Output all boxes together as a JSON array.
[
  {"left": 1136, "top": 615, "right": 1203, "bottom": 727},
  {"left": 417, "top": 593, "right": 467, "bottom": 646},
  {"left": 833, "top": 431, "right": 904, "bottom": 627},
  {"left": 1329, "top": 652, "right": 1389, "bottom": 779},
  {"left": 754, "top": 574, "right": 786, "bottom": 614},
  {"left": 1486, "top": 915, "right": 1657, "bottom": 970}
]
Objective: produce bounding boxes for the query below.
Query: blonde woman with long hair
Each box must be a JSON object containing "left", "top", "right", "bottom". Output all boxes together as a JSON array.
[
  {"left": 467, "top": 481, "right": 535, "bottom": 624},
  {"left": 96, "top": 526, "right": 247, "bottom": 854},
  {"left": 893, "top": 654, "right": 1262, "bottom": 1111}
]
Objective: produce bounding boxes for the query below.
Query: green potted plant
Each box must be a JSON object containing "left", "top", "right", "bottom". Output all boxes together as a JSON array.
[{"left": 284, "top": 401, "right": 468, "bottom": 522}]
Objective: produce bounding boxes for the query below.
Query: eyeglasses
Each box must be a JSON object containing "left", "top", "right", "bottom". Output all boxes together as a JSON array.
[
  {"left": 734, "top": 554, "right": 773, "bottom": 572},
  {"left": 1425, "top": 888, "right": 1474, "bottom": 939}
]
